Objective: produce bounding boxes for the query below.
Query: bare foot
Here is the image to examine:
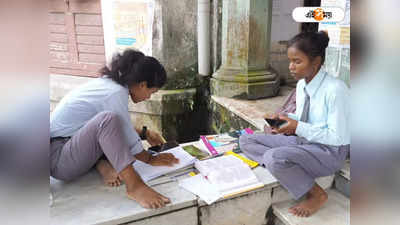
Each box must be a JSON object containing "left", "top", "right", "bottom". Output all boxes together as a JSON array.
[
  {"left": 127, "top": 184, "right": 170, "bottom": 209},
  {"left": 288, "top": 184, "right": 328, "bottom": 217},
  {"left": 95, "top": 159, "right": 122, "bottom": 187},
  {"left": 119, "top": 165, "right": 170, "bottom": 209}
]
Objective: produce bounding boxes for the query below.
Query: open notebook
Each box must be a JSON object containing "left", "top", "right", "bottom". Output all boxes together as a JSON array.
[
  {"left": 194, "top": 155, "right": 264, "bottom": 198},
  {"left": 132, "top": 146, "right": 197, "bottom": 182}
]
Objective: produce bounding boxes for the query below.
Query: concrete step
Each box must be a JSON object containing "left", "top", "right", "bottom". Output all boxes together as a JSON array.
[
  {"left": 272, "top": 189, "right": 349, "bottom": 225},
  {"left": 50, "top": 170, "right": 198, "bottom": 225},
  {"left": 334, "top": 160, "right": 350, "bottom": 197}
]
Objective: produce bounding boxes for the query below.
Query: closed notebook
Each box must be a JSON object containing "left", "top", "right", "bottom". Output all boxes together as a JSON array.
[{"left": 132, "top": 146, "right": 197, "bottom": 182}]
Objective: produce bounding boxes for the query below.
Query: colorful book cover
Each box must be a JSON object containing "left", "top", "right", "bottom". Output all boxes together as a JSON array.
[
  {"left": 200, "top": 128, "right": 254, "bottom": 156},
  {"left": 224, "top": 151, "right": 259, "bottom": 168},
  {"left": 182, "top": 145, "right": 210, "bottom": 160}
]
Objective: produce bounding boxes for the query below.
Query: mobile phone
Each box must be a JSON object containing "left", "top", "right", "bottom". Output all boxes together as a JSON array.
[
  {"left": 148, "top": 141, "right": 180, "bottom": 153},
  {"left": 264, "top": 118, "right": 288, "bottom": 128}
]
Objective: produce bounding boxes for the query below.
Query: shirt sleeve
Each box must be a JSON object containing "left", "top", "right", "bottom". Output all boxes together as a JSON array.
[
  {"left": 295, "top": 83, "right": 349, "bottom": 146},
  {"left": 288, "top": 113, "right": 298, "bottom": 120},
  {"left": 101, "top": 91, "right": 144, "bottom": 156}
]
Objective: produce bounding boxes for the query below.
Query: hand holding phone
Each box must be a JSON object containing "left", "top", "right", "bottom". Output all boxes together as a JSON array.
[{"left": 264, "top": 118, "right": 288, "bottom": 128}]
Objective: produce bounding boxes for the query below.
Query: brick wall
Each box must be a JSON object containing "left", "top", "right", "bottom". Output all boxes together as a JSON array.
[{"left": 49, "top": 0, "right": 105, "bottom": 77}]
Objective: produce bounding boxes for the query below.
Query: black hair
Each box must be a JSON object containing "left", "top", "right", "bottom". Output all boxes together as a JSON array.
[
  {"left": 100, "top": 49, "right": 167, "bottom": 88},
  {"left": 287, "top": 31, "right": 330, "bottom": 65}
]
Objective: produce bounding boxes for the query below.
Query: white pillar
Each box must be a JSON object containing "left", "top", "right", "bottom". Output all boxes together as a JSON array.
[{"left": 198, "top": 0, "right": 211, "bottom": 76}]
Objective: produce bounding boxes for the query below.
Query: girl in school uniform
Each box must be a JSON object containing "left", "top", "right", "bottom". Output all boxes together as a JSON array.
[
  {"left": 50, "top": 49, "right": 179, "bottom": 209},
  {"left": 239, "top": 31, "right": 350, "bottom": 217}
]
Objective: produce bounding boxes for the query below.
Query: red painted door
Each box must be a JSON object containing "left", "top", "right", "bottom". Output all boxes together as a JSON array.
[{"left": 49, "top": 0, "right": 105, "bottom": 77}]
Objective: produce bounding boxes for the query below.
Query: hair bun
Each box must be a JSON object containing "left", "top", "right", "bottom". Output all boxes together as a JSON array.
[{"left": 317, "top": 30, "right": 330, "bottom": 49}]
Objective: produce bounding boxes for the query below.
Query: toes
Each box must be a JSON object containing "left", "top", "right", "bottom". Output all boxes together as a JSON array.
[
  {"left": 292, "top": 207, "right": 304, "bottom": 217},
  {"left": 144, "top": 202, "right": 152, "bottom": 209},
  {"left": 105, "top": 179, "right": 123, "bottom": 187},
  {"left": 161, "top": 195, "right": 170, "bottom": 203},
  {"left": 157, "top": 199, "right": 164, "bottom": 208},
  {"left": 293, "top": 207, "right": 300, "bottom": 216},
  {"left": 295, "top": 209, "right": 303, "bottom": 217},
  {"left": 151, "top": 201, "right": 159, "bottom": 209}
]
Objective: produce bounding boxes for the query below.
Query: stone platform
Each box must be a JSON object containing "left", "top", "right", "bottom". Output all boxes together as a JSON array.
[{"left": 50, "top": 157, "right": 280, "bottom": 225}]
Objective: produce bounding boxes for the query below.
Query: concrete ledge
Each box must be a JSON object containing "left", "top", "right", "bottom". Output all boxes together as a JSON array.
[
  {"left": 199, "top": 189, "right": 272, "bottom": 225},
  {"left": 272, "top": 189, "right": 349, "bottom": 225},
  {"left": 50, "top": 171, "right": 197, "bottom": 225},
  {"left": 339, "top": 160, "right": 350, "bottom": 180},
  {"left": 210, "top": 86, "right": 294, "bottom": 131},
  {"left": 126, "top": 206, "right": 198, "bottom": 225},
  {"left": 196, "top": 166, "right": 279, "bottom": 225},
  {"left": 335, "top": 161, "right": 350, "bottom": 197},
  {"left": 271, "top": 175, "right": 335, "bottom": 205},
  {"left": 50, "top": 162, "right": 280, "bottom": 225}
]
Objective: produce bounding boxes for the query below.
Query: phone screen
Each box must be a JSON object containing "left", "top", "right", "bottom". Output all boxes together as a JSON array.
[{"left": 264, "top": 118, "right": 287, "bottom": 128}]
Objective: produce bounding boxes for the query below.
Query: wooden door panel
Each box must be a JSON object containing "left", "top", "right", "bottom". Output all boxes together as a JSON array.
[{"left": 49, "top": 0, "right": 105, "bottom": 77}]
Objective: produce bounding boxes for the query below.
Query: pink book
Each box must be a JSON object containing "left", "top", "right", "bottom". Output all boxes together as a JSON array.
[{"left": 200, "top": 128, "right": 254, "bottom": 156}]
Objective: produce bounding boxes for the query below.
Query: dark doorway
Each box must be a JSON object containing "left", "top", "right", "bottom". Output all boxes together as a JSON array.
[{"left": 301, "top": 0, "right": 321, "bottom": 32}]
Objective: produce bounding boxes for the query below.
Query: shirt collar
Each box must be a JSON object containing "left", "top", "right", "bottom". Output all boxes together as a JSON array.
[{"left": 304, "top": 69, "right": 326, "bottom": 97}]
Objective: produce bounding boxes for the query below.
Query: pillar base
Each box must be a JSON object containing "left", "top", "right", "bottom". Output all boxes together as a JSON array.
[{"left": 211, "top": 69, "right": 280, "bottom": 99}]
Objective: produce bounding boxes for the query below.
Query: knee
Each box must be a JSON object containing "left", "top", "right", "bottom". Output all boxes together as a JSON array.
[
  {"left": 264, "top": 153, "right": 289, "bottom": 175},
  {"left": 239, "top": 134, "right": 251, "bottom": 151},
  {"left": 239, "top": 134, "right": 260, "bottom": 151}
]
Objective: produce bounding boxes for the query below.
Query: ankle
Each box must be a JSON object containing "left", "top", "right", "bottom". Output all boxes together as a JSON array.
[
  {"left": 96, "top": 160, "right": 108, "bottom": 172},
  {"left": 308, "top": 184, "right": 328, "bottom": 198},
  {"left": 126, "top": 180, "right": 147, "bottom": 192},
  {"left": 119, "top": 165, "right": 148, "bottom": 191}
]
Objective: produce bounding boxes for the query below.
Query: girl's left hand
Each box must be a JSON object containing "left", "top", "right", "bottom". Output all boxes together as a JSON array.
[
  {"left": 147, "top": 130, "right": 166, "bottom": 146},
  {"left": 275, "top": 115, "right": 298, "bottom": 135}
]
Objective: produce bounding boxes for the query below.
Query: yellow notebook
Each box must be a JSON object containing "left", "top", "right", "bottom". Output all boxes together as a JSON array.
[{"left": 224, "top": 151, "right": 259, "bottom": 168}]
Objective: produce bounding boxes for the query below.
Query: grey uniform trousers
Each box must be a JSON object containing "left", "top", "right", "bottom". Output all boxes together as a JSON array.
[
  {"left": 50, "top": 111, "right": 136, "bottom": 181},
  {"left": 239, "top": 133, "right": 349, "bottom": 199}
]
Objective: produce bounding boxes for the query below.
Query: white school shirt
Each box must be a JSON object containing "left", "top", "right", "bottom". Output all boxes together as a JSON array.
[
  {"left": 288, "top": 70, "right": 350, "bottom": 146},
  {"left": 50, "top": 77, "right": 143, "bottom": 155}
]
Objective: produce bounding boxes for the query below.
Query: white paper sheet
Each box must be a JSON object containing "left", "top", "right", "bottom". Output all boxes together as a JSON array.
[{"left": 178, "top": 174, "right": 222, "bottom": 205}]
